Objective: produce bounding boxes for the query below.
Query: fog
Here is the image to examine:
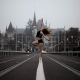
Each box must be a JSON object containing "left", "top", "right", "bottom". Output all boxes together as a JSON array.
[{"left": 0, "top": 0, "right": 80, "bottom": 32}]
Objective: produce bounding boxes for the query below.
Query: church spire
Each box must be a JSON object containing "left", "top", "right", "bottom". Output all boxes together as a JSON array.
[
  {"left": 7, "top": 22, "right": 14, "bottom": 33},
  {"left": 33, "top": 12, "right": 36, "bottom": 26}
]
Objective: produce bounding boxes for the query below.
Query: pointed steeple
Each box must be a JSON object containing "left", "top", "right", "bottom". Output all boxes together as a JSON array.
[
  {"left": 28, "top": 18, "right": 32, "bottom": 26},
  {"left": 9, "top": 22, "right": 12, "bottom": 28},
  {"left": 7, "top": 22, "right": 14, "bottom": 33},
  {"left": 41, "top": 18, "right": 44, "bottom": 28},
  {"left": 32, "top": 12, "right": 36, "bottom": 26}
]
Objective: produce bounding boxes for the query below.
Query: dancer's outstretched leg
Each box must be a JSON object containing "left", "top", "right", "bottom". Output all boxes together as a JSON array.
[{"left": 38, "top": 43, "right": 43, "bottom": 59}]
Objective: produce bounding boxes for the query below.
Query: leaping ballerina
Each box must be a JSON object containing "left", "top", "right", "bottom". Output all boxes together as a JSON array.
[{"left": 32, "top": 28, "right": 51, "bottom": 58}]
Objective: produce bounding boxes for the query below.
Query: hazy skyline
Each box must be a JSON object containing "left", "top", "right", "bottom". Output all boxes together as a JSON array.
[{"left": 0, "top": 0, "right": 80, "bottom": 32}]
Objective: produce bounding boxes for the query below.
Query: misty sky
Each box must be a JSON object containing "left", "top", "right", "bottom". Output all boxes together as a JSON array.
[{"left": 0, "top": 0, "right": 80, "bottom": 32}]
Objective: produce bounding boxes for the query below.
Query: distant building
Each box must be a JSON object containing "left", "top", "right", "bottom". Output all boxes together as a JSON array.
[
  {"left": 32, "top": 13, "right": 48, "bottom": 39},
  {"left": 0, "top": 31, "right": 3, "bottom": 49},
  {"left": 49, "top": 28, "right": 64, "bottom": 52},
  {"left": 32, "top": 13, "right": 37, "bottom": 38},
  {"left": 37, "top": 18, "right": 44, "bottom": 30},
  {"left": 6, "top": 22, "right": 15, "bottom": 40},
  {"left": 24, "top": 27, "right": 33, "bottom": 51},
  {"left": 4, "top": 13, "right": 50, "bottom": 51},
  {"left": 5, "top": 22, "right": 25, "bottom": 50}
]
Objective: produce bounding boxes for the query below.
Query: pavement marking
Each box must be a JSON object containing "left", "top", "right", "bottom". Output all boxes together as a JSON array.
[
  {"left": 46, "top": 55, "right": 80, "bottom": 77},
  {"left": 60, "top": 57, "right": 80, "bottom": 64},
  {"left": 36, "top": 57, "right": 46, "bottom": 80},
  {"left": 0, "top": 55, "right": 27, "bottom": 64},
  {"left": 53, "top": 55, "right": 80, "bottom": 64},
  {"left": 0, "top": 54, "right": 37, "bottom": 77},
  {"left": 63, "top": 58, "right": 80, "bottom": 64}
]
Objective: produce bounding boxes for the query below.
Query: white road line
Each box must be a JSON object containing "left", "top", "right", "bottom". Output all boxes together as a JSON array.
[
  {"left": 53, "top": 55, "right": 80, "bottom": 64},
  {"left": 0, "top": 55, "right": 28, "bottom": 64},
  {"left": 0, "top": 55, "right": 36, "bottom": 77},
  {"left": 36, "top": 57, "right": 46, "bottom": 80},
  {"left": 46, "top": 55, "right": 80, "bottom": 77},
  {"left": 62, "top": 58, "right": 80, "bottom": 64}
]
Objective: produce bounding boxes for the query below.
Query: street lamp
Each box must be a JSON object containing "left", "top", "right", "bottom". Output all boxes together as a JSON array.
[
  {"left": 22, "top": 33, "right": 24, "bottom": 51},
  {"left": 16, "top": 26, "right": 18, "bottom": 51},
  {"left": 67, "top": 38, "right": 69, "bottom": 51},
  {"left": 64, "top": 26, "right": 66, "bottom": 52},
  {"left": 58, "top": 32, "right": 60, "bottom": 52},
  {"left": 71, "top": 35, "right": 73, "bottom": 51}
]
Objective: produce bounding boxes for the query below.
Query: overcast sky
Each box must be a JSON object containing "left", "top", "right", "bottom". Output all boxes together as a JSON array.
[{"left": 0, "top": 0, "right": 80, "bottom": 32}]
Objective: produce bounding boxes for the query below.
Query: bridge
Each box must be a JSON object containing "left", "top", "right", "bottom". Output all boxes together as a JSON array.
[{"left": 0, "top": 51, "right": 80, "bottom": 80}]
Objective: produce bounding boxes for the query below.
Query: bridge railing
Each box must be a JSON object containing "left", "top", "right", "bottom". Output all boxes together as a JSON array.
[
  {"left": 0, "top": 50, "right": 30, "bottom": 56},
  {"left": 48, "top": 51, "right": 80, "bottom": 57}
]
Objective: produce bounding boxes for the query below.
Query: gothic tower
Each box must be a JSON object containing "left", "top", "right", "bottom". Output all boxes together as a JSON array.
[{"left": 32, "top": 12, "right": 36, "bottom": 26}]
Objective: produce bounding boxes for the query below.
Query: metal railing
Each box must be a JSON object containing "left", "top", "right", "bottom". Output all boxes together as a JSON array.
[
  {"left": 0, "top": 50, "right": 30, "bottom": 57},
  {"left": 48, "top": 51, "right": 80, "bottom": 57}
]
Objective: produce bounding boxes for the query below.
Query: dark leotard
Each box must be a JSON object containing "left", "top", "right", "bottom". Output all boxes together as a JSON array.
[{"left": 36, "top": 31, "right": 43, "bottom": 43}]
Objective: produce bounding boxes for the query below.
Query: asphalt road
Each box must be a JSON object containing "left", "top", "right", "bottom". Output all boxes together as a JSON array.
[
  {"left": 0, "top": 54, "right": 39, "bottom": 80},
  {"left": 0, "top": 53, "right": 80, "bottom": 80},
  {"left": 42, "top": 54, "right": 80, "bottom": 80}
]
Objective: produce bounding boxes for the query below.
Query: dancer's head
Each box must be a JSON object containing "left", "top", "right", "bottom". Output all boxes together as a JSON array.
[{"left": 42, "top": 28, "right": 50, "bottom": 35}]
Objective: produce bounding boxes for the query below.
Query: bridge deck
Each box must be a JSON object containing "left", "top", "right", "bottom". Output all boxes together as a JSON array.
[{"left": 0, "top": 54, "right": 80, "bottom": 80}]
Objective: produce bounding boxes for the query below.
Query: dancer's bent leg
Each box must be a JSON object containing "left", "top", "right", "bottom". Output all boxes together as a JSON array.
[{"left": 38, "top": 43, "right": 43, "bottom": 58}]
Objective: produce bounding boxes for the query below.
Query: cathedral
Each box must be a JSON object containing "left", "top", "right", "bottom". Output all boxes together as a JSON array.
[{"left": 5, "top": 13, "right": 48, "bottom": 51}]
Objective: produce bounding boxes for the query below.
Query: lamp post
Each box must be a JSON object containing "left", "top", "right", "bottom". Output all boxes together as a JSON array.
[
  {"left": 64, "top": 26, "right": 66, "bottom": 52},
  {"left": 1, "top": 39, "right": 4, "bottom": 50},
  {"left": 58, "top": 31, "right": 60, "bottom": 52},
  {"left": 67, "top": 38, "right": 69, "bottom": 51},
  {"left": 22, "top": 33, "right": 23, "bottom": 51},
  {"left": 16, "top": 26, "right": 17, "bottom": 51},
  {"left": 71, "top": 35, "right": 73, "bottom": 51}
]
